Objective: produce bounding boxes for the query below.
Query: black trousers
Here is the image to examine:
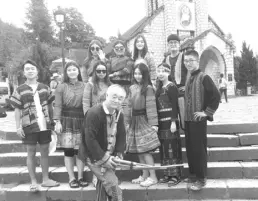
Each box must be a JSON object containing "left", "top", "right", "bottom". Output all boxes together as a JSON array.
[
  {"left": 219, "top": 88, "right": 228, "bottom": 102},
  {"left": 185, "top": 121, "right": 207, "bottom": 179}
]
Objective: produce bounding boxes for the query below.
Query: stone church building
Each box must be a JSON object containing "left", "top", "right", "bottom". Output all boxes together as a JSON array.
[{"left": 121, "top": 0, "right": 235, "bottom": 95}]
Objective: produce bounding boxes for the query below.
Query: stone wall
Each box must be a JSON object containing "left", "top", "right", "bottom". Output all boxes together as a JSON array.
[
  {"left": 194, "top": 0, "right": 208, "bottom": 35},
  {"left": 127, "top": 11, "right": 165, "bottom": 67}
]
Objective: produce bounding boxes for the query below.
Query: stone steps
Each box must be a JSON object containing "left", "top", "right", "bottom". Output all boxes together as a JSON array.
[
  {"left": 0, "top": 134, "right": 244, "bottom": 153},
  {"left": 1, "top": 123, "right": 258, "bottom": 141},
  {"left": 1, "top": 162, "right": 258, "bottom": 184},
  {"left": 1, "top": 146, "right": 258, "bottom": 167},
  {"left": 1, "top": 179, "right": 258, "bottom": 200}
]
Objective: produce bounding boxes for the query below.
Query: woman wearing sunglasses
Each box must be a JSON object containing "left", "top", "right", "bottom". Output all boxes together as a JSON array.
[
  {"left": 108, "top": 40, "right": 134, "bottom": 93},
  {"left": 83, "top": 61, "right": 111, "bottom": 115},
  {"left": 82, "top": 40, "right": 107, "bottom": 83},
  {"left": 82, "top": 60, "right": 111, "bottom": 187}
]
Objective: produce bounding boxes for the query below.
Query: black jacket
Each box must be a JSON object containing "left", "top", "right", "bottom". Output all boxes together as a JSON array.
[{"left": 78, "top": 104, "right": 126, "bottom": 164}]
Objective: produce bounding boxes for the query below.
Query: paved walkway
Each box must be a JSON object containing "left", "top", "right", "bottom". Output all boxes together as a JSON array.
[
  {"left": 209, "top": 94, "right": 258, "bottom": 125},
  {"left": 0, "top": 95, "right": 257, "bottom": 132}
]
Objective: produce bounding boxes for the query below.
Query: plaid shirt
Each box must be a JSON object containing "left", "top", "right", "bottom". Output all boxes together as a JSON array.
[{"left": 10, "top": 83, "right": 54, "bottom": 129}]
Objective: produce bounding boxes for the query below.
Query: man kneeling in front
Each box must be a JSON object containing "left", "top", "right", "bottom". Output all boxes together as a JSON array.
[{"left": 79, "top": 84, "right": 126, "bottom": 201}]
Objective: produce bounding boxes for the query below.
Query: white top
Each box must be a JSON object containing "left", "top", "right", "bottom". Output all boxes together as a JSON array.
[
  {"left": 219, "top": 78, "right": 227, "bottom": 89},
  {"left": 31, "top": 84, "right": 47, "bottom": 131}
]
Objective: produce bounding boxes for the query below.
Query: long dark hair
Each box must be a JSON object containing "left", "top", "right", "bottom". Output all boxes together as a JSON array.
[
  {"left": 133, "top": 34, "right": 148, "bottom": 61},
  {"left": 83, "top": 40, "right": 103, "bottom": 68},
  {"left": 156, "top": 63, "right": 171, "bottom": 97},
  {"left": 91, "top": 61, "right": 111, "bottom": 95},
  {"left": 133, "top": 63, "right": 152, "bottom": 95},
  {"left": 62, "top": 61, "right": 82, "bottom": 83}
]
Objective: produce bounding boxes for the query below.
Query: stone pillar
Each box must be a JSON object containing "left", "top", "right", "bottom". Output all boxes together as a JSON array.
[
  {"left": 163, "top": 0, "right": 177, "bottom": 43},
  {"left": 194, "top": 0, "right": 208, "bottom": 35},
  {"left": 224, "top": 45, "right": 235, "bottom": 96}
]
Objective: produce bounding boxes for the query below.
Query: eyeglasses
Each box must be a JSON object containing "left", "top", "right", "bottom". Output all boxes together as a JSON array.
[
  {"left": 114, "top": 46, "right": 124, "bottom": 51},
  {"left": 184, "top": 59, "right": 197, "bottom": 64},
  {"left": 90, "top": 46, "right": 100, "bottom": 52},
  {"left": 96, "top": 70, "right": 106, "bottom": 74}
]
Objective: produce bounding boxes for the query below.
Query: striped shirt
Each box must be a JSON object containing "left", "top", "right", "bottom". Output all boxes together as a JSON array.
[{"left": 10, "top": 83, "right": 54, "bottom": 130}]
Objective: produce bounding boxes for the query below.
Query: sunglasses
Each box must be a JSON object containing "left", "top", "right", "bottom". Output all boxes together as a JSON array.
[
  {"left": 91, "top": 46, "right": 100, "bottom": 51},
  {"left": 96, "top": 70, "right": 106, "bottom": 74},
  {"left": 114, "top": 46, "right": 124, "bottom": 51}
]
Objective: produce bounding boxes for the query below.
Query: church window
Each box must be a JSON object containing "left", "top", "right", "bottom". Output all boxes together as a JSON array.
[
  {"left": 228, "top": 74, "right": 233, "bottom": 82},
  {"left": 190, "top": 31, "right": 195, "bottom": 37}
]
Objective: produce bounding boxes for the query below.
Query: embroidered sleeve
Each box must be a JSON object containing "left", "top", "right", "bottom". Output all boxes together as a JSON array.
[
  {"left": 203, "top": 75, "right": 220, "bottom": 117},
  {"left": 124, "top": 87, "right": 132, "bottom": 126},
  {"left": 47, "top": 86, "right": 55, "bottom": 104},
  {"left": 53, "top": 84, "right": 64, "bottom": 120},
  {"left": 167, "top": 84, "right": 179, "bottom": 121},
  {"left": 146, "top": 85, "right": 158, "bottom": 126},
  {"left": 83, "top": 82, "right": 93, "bottom": 115},
  {"left": 145, "top": 53, "right": 156, "bottom": 81},
  {"left": 9, "top": 89, "right": 22, "bottom": 109},
  {"left": 116, "top": 59, "right": 134, "bottom": 76}
]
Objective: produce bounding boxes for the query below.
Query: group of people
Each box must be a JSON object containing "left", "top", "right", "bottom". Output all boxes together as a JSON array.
[{"left": 9, "top": 33, "right": 221, "bottom": 201}]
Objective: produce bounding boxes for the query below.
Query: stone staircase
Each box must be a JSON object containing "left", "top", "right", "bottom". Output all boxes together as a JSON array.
[{"left": 1, "top": 124, "right": 258, "bottom": 201}]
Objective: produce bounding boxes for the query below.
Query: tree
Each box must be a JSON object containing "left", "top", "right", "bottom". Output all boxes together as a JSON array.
[
  {"left": 29, "top": 42, "right": 58, "bottom": 85},
  {"left": 238, "top": 41, "right": 257, "bottom": 89},
  {"left": 234, "top": 56, "right": 241, "bottom": 89},
  {"left": 109, "top": 36, "right": 118, "bottom": 43},
  {"left": 25, "top": 0, "right": 54, "bottom": 44},
  {"left": 61, "top": 7, "right": 95, "bottom": 46},
  {"left": 0, "top": 19, "right": 28, "bottom": 82}
]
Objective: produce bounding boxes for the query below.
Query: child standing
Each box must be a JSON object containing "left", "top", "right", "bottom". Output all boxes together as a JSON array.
[
  {"left": 126, "top": 63, "right": 160, "bottom": 187},
  {"left": 10, "top": 60, "right": 59, "bottom": 192},
  {"left": 156, "top": 63, "right": 183, "bottom": 186}
]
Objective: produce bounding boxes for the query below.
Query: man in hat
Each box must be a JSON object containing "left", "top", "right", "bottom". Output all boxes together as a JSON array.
[{"left": 163, "top": 34, "right": 188, "bottom": 129}]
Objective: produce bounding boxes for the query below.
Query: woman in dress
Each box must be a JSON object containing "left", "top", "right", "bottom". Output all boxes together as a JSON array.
[
  {"left": 156, "top": 63, "right": 183, "bottom": 186},
  {"left": 82, "top": 60, "right": 111, "bottom": 187},
  {"left": 83, "top": 61, "right": 111, "bottom": 115},
  {"left": 126, "top": 63, "right": 160, "bottom": 187},
  {"left": 54, "top": 61, "right": 88, "bottom": 188},
  {"left": 82, "top": 39, "right": 107, "bottom": 83},
  {"left": 132, "top": 34, "right": 156, "bottom": 86}
]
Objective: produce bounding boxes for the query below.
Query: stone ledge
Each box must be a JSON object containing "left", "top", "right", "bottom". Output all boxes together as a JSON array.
[
  {"left": 1, "top": 180, "right": 258, "bottom": 201},
  {"left": 1, "top": 162, "right": 258, "bottom": 184}
]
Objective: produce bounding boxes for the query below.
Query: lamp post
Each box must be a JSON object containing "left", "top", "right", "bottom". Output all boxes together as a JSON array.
[{"left": 54, "top": 6, "right": 66, "bottom": 72}]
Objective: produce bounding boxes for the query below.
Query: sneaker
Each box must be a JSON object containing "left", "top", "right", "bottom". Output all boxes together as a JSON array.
[
  {"left": 140, "top": 177, "right": 158, "bottom": 187},
  {"left": 132, "top": 176, "right": 146, "bottom": 184}
]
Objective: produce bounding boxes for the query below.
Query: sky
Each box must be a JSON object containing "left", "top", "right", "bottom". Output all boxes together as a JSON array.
[{"left": 0, "top": 0, "right": 257, "bottom": 55}]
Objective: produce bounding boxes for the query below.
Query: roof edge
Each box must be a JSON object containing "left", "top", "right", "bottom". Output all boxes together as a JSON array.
[
  {"left": 208, "top": 15, "right": 225, "bottom": 36},
  {"left": 122, "top": 5, "right": 165, "bottom": 41}
]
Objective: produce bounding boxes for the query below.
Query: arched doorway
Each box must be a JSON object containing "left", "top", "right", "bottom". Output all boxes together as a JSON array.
[{"left": 199, "top": 46, "right": 225, "bottom": 87}]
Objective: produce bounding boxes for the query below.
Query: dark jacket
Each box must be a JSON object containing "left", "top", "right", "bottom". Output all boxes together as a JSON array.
[{"left": 78, "top": 104, "right": 126, "bottom": 164}]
